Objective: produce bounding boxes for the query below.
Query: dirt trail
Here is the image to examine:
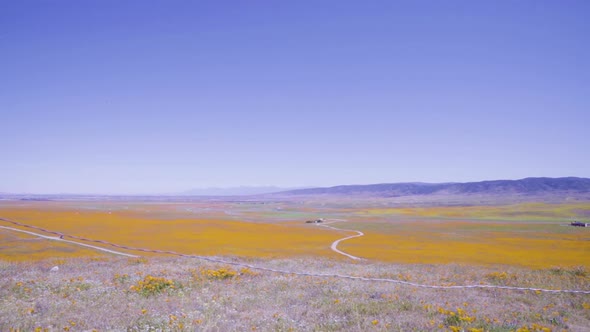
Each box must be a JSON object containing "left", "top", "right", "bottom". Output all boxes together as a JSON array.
[
  {"left": 0, "top": 225, "right": 139, "bottom": 258},
  {"left": 1, "top": 217, "right": 363, "bottom": 261},
  {"left": 318, "top": 221, "right": 364, "bottom": 260}
]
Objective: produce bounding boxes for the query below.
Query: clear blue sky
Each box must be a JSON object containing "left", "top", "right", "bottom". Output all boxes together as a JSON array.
[{"left": 1, "top": 1, "right": 589, "bottom": 194}]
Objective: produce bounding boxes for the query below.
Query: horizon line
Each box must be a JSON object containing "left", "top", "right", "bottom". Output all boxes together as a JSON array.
[{"left": 1, "top": 176, "right": 587, "bottom": 196}]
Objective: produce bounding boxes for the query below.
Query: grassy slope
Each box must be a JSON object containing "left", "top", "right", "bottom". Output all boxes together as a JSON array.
[{"left": 1, "top": 257, "right": 589, "bottom": 331}]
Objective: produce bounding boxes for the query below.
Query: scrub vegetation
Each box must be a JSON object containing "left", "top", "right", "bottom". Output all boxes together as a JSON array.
[{"left": 1, "top": 257, "right": 589, "bottom": 331}]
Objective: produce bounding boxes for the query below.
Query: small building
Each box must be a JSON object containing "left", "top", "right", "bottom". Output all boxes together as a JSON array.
[{"left": 305, "top": 218, "right": 325, "bottom": 224}]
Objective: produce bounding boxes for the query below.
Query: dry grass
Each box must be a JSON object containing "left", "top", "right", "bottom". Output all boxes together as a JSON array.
[{"left": 1, "top": 257, "right": 589, "bottom": 331}]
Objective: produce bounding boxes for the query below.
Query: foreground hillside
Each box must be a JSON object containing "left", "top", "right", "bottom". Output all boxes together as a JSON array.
[{"left": 1, "top": 256, "right": 589, "bottom": 331}]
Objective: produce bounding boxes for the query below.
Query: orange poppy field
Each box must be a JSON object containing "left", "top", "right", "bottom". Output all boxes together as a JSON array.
[{"left": 1, "top": 200, "right": 588, "bottom": 268}]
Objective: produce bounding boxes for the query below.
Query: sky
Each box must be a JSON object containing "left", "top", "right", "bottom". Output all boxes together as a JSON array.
[{"left": 1, "top": 1, "right": 589, "bottom": 194}]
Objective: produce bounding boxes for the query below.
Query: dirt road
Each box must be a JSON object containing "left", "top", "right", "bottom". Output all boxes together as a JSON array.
[
  {"left": 318, "top": 221, "right": 364, "bottom": 260},
  {"left": 0, "top": 225, "right": 138, "bottom": 258}
]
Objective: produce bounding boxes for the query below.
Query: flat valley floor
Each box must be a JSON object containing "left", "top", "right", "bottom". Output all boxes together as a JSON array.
[{"left": 0, "top": 199, "right": 589, "bottom": 331}]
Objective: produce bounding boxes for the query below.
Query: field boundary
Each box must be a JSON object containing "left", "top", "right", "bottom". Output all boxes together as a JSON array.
[{"left": 1, "top": 217, "right": 589, "bottom": 295}]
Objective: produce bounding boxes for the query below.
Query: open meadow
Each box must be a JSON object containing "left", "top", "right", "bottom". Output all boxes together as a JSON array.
[
  {"left": 1, "top": 198, "right": 589, "bottom": 331},
  {"left": 1, "top": 200, "right": 588, "bottom": 267}
]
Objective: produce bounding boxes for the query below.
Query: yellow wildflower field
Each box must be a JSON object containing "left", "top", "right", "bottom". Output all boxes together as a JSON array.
[
  {"left": 363, "top": 202, "right": 590, "bottom": 221},
  {"left": 0, "top": 201, "right": 588, "bottom": 268},
  {"left": 0, "top": 203, "right": 342, "bottom": 261},
  {"left": 340, "top": 226, "right": 589, "bottom": 268},
  {"left": 0, "top": 228, "right": 103, "bottom": 261}
]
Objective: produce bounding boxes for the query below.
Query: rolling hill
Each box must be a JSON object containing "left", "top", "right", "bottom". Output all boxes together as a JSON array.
[{"left": 276, "top": 177, "right": 590, "bottom": 197}]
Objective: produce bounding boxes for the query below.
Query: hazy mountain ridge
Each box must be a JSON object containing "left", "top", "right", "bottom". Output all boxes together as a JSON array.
[
  {"left": 3, "top": 178, "right": 589, "bottom": 200},
  {"left": 276, "top": 177, "right": 590, "bottom": 197},
  {"left": 182, "top": 186, "right": 307, "bottom": 196}
]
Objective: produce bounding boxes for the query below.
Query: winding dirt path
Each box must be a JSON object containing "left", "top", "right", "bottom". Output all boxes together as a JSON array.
[
  {"left": 0, "top": 225, "right": 139, "bottom": 258},
  {"left": 317, "top": 221, "right": 364, "bottom": 260},
  {"left": 1, "top": 217, "right": 363, "bottom": 261}
]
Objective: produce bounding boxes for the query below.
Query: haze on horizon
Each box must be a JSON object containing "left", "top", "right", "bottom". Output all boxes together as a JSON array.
[{"left": 1, "top": 1, "right": 589, "bottom": 195}]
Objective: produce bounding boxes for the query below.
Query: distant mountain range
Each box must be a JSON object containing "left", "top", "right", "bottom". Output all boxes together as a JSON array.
[
  {"left": 2, "top": 178, "right": 589, "bottom": 200},
  {"left": 182, "top": 186, "right": 304, "bottom": 196},
  {"left": 275, "top": 177, "right": 590, "bottom": 197}
]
